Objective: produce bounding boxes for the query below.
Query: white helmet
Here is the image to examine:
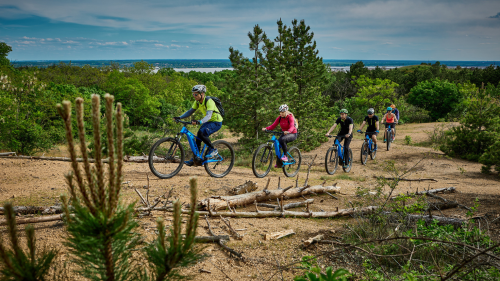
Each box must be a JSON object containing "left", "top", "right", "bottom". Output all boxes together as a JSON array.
[
  {"left": 191, "top": 85, "right": 206, "bottom": 93},
  {"left": 279, "top": 104, "right": 289, "bottom": 112},
  {"left": 367, "top": 108, "right": 375, "bottom": 115}
]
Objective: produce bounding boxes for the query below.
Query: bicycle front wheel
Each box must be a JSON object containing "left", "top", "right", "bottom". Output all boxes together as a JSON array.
[
  {"left": 325, "top": 146, "right": 339, "bottom": 175},
  {"left": 370, "top": 142, "right": 377, "bottom": 160},
  {"left": 343, "top": 148, "right": 353, "bottom": 173},
  {"left": 361, "top": 141, "right": 369, "bottom": 165},
  {"left": 387, "top": 131, "right": 392, "bottom": 151},
  {"left": 283, "top": 146, "right": 301, "bottom": 177},
  {"left": 204, "top": 140, "right": 235, "bottom": 178},
  {"left": 149, "top": 137, "right": 184, "bottom": 179},
  {"left": 252, "top": 144, "right": 273, "bottom": 178}
]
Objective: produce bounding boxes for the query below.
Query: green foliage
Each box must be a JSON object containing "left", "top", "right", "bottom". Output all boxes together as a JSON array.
[
  {"left": 441, "top": 84, "right": 500, "bottom": 164},
  {"left": 0, "top": 42, "right": 12, "bottom": 66},
  {"left": 293, "top": 256, "right": 349, "bottom": 281},
  {"left": 404, "top": 135, "right": 412, "bottom": 145},
  {"left": 0, "top": 203, "right": 58, "bottom": 281},
  {"left": 353, "top": 75, "right": 399, "bottom": 115},
  {"left": 407, "top": 79, "right": 465, "bottom": 121}
]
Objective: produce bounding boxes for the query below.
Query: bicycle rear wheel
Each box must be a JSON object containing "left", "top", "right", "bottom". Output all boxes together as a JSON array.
[
  {"left": 325, "top": 146, "right": 339, "bottom": 175},
  {"left": 283, "top": 146, "right": 301, "bottom": 177},
  {"left": 204, "top": 140, "right": 235, "bottom": 178},
  {"left": 342, "top": 148, "right": 353, "bottom": 173},
  {"left": 360, "top": 141, "right": 369, "bottom": 165},
  {"left": 149, "top": 137, "right": 184, "bottom": 179},
  {"left": 252, "top": 144, "right": 273, "bottom": 178}
]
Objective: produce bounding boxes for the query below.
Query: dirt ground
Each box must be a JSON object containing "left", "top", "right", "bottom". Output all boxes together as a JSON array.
[{"left": 1, "top": 122, "right": 499, "bottom": 280}]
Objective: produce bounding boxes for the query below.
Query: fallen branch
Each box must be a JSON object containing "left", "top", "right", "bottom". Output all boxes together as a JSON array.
[
  {"left": 0, "top": 214, "right": 65, "bottom": 226},
  {"left": 192, "top": 206, "right": 378, "bottom": 218},
  {"left": 0, "top": 152, "right": 15, "bottom": 156},
  {"left": 303, "top": 154, "right": 317, "bottom": 188},
  {"left": 229, "top": 180, "right": 258, "bottom": 195},
  {"left": 0, "top": 206, "right": 63, "bottom": 215},
  {"left": 199, "top": 185, "right": 341, "bottom": 211},
  {"left": 220, "top": 216, "right": 243, "bottom": 240},
  {"left": 195, "top": 235, "right": 230, "bottom": 243},
  {"left": 391, "top": 187, "right": 456, "bottom": 200},
  {"left": 265, "top": 229, "right": 295, "bottom": 240},
  {"left": 0, "top": 154, "right": 175, "bottom": 163},
  {"left": 204, "top": 216, "right": 243, "bottom": 259},
  {"left": 276, "top": 199, "right": 314, "bottom": 211},
  {"left": 374, "top": 176, "right": 438, "bottom": 182},
  {"left": 303, "top": 234, "right": 324, "bottom": 247},
  {"left": 425, "top": 191, "right": 472, "bottom": 211}
]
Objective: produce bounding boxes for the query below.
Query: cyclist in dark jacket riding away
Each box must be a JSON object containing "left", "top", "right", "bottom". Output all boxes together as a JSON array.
[
  {"left": 262, "top": 104, "right": 297, "bottom": 163},
  {"left": 174, "top": 85, "right": 223, "bottom": 166},
  {"left": 325, "top": 109, "right": 353, "bottom": 168}
]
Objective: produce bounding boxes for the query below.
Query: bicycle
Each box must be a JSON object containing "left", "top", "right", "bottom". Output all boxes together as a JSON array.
[
  {"left": 383, "top": 122, "right": 396, "bottom": 151},
  {"left": 252, "top": 130, "right": 302, "bottom": 178},
  {"left": 359, "top": 131, "right": 377, "bottom": 165},
  {"left": 325, "top": 135, "right": 353, "bottom": 174},
  {"left": 148, "top": 120, "right": 235, "bottom": 179}
]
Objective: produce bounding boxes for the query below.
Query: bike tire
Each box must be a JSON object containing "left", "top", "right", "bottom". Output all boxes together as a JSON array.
[
  {"left": 149, "top": 137, "right": 185, "bottom": 179},
  {"left": 387, "top": 131, "right": 392, "bottom": 151},
  {"left": 360, "top": 141, "right": 369, "bottom": 165},
  {"left": 204, "top": 140, "right": 235, "bottom": 178},
  {"left": 252, "top": 144, "right": 273, "bottom": 178},
  {"left": 283, "top": 146, "right": 301, "bottom": 177},
  {"left": 343, "top": 148, "right": 353, "bottom": 173},
  {"left": 325, "top": 146, "right": 339, "bottom": 175},
  {"left": 370, "top": 142, "right": 377, "bottom": 160}
]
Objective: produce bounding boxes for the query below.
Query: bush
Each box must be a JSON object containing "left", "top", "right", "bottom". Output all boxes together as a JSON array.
[{"left": 408, "top": 79, "right": 465, "bottom": 121}]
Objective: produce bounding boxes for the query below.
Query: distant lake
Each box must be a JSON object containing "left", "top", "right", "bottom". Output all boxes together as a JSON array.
[{"left": 12, "top": 59, "right": 500, "bottom": 71}]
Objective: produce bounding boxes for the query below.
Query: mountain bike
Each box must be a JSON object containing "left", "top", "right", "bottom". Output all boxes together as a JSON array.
[
  {"left": 149, "top": 120, "right": 234, "bottom": 179},
  {"left": 383, "top": 123, "right": 396, "bottom": 151},
  {"left": 359, "top": 131, "right": 377, "bottom": 165},
  {"left": 325, "top": 135, "right": 353, "bottom": 174},
  {"left": 252, "top": 130, "right": 301, "bottom": 178}
]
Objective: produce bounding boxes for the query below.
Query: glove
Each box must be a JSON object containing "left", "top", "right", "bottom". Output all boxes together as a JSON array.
[
  {"left": 357, "top": 129, "right": 361, "bottom": 133},
  {"left": 173, "top": 117, "right": 180, "bottom": 122},
  {"left": 376, "top": 130, "right": 379, "bottom": 133},
  {"left": 196, "top": 120, "right": 202, "bottom": 125}
]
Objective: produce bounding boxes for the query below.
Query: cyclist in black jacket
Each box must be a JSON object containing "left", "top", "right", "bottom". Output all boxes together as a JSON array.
[
  {"left": 325, "top": 109, "right": 353, "bottom": 168},
  {"left": 357, "top": 108, "right": 380, "bottom": 151}
]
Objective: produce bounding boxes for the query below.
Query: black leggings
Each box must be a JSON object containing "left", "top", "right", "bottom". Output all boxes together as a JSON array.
[
  {"left": 336, "top": 136, "right": 352, "bottom": 164},
  {"left": 279, "top": 133, "right": 297, "bottom": 155},
  {"left": 196, "top": 132, "right": 214, "bottom": 151}
]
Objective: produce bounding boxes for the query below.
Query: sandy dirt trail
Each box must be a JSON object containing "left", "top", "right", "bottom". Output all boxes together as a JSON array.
[{"left": 0, "top": 122, "right": 499, "bottom": 280}]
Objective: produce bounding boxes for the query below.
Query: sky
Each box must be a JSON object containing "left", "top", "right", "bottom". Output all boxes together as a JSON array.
[{"left": 1, "top": 0, "right": 500, "bottom": 61}]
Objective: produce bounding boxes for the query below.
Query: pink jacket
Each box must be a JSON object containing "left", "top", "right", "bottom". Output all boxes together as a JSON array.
[{"left": 266, "top": 115, "right": 297, "bottom": 134}]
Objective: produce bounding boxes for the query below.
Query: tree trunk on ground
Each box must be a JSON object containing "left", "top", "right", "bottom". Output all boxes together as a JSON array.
[{"left": 198, "top": 184, "right": 340, "bottom": 211}]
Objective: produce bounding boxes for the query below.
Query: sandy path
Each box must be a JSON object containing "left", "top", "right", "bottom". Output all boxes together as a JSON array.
[{"left": 0, "top": 122, "right": 498, "bottom": 280}]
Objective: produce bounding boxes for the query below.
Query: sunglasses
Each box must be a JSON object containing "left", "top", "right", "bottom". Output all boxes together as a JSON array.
[{"left": 192, "top": 92, "right": 201, "bottom": 97}]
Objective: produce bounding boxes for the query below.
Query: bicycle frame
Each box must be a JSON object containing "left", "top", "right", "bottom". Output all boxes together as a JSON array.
[
  {"left": 264, "top": 133, "right": 297, "bottom": 166},
  {"left": 176, "top": 125, "right": 221, "bottom": 165},
  {"left": 333, "top": 137, "right": 345, "bottom": 160},
  {"left": 364, "top": 134, "right": 374, "bottom": 151}
]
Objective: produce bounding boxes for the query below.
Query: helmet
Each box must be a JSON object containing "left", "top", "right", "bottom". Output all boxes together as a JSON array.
[
  {"left": 340, "top": 109, "right": 348, "bottom": 114},
  {"left": 367, "top": 108, "right": 374, "bottom": 115},
  {"left": 191, "top": 85, "right": 206, "bottom": 93},
  {"left": 279, "top": 104, "right": 289, "bottom": 112},
  {"left": 387, "top": 107, "right": 392, "bottom": 111},
  {"left": 390, "top": 104, "right": 396, "bottom": 109}
]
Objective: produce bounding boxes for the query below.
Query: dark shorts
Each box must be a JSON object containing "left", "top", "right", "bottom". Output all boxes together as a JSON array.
[
  {"left": 365, "top": 132, "right": 378, "bottom": 137},
  {"left": 198, "top": 122, "right": 222, "bottom": 137},
  {"left": 385, "top": 123, "right": 396, "bottom": 129}
]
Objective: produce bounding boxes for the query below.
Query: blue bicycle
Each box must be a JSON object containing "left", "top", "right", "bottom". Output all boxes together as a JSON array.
[
  {"left": 383, "top": 122, "right": 396, "bottom": 151},
  {"left": 252, "top": 130, "right": 302, "bottom": 178},
  {"left": 148, "top": 120, "right": 235, "bottom": 178},
  {"left": 359, "top": 131, "right": 377, "bottom": 165},
  {"left": 325, "top": 135, "right": 353, "bottom": 174}
]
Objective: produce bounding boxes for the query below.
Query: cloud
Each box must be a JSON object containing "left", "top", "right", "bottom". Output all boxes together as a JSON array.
[{"left": 489, "top": 12, "right": 500, "bottom": 18}]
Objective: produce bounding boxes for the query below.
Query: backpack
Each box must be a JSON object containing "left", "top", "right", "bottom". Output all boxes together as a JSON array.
[
  {"left": 280, "top": 113, "right": 299, "bottom": 130},
  {"left": 204, "top": 96, "right": 225, "bottom": 117}
]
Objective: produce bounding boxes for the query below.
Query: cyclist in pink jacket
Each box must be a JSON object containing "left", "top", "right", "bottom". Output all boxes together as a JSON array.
[{"left": 262, "top": 104, "right": 298, "bottom": 162}]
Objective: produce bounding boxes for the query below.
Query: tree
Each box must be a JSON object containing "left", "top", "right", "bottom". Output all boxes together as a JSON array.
[
  {"left": 0, "top": 42, "right": 12, "bottom": 66},
  {"left": 407, "top": 79, "right": 465, "bottom": 121},
  {"left": 353, "top": 75, "right": 399, "bottom": 116}
]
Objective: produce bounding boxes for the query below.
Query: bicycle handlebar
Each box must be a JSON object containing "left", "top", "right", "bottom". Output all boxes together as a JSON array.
[
  {"left": 264, "top": 130, "right": 284, "bottom": 135},
  {"left": 175, "top": 119, "right": 196, "bottom": 126}
]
